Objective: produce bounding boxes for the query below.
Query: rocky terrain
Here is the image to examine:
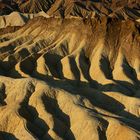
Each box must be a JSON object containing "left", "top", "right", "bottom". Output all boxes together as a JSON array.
[{"left": 0, "top": 0, "right": 140, "bottom": 140}]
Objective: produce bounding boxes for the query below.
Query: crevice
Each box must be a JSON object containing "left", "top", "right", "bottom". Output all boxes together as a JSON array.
[{"left": 41, "top": 93, "right": 75, "bottom": 140}]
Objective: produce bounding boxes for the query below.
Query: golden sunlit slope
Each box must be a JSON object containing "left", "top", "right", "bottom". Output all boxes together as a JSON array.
[
  {"left": 0, "top": 15, "right": 140, "bottom": 140},
  {"left": 0, "top": 0, "right": 140, "bottom": 140}
]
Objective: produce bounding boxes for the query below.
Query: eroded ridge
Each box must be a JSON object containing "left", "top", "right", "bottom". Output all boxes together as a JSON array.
[{"left": 0, "top": 10, "right": 140, "bottom": 140}]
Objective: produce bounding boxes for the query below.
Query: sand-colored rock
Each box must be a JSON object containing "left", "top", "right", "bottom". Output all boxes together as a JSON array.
[{"left": 0, "top": 1, "right": 140, "bottom": 140}]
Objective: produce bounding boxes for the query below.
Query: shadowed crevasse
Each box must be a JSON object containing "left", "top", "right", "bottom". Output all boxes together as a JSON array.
[{"left": 0, "top": 131, "right": 19, "bottom": 140}]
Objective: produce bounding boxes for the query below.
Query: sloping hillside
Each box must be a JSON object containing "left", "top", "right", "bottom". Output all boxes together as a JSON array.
[{"left": 0, "top": 0, "right": 140, "bottom": 140}]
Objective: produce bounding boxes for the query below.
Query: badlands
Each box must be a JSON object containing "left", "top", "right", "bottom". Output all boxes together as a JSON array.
[{"left": 0, "top": 0, "right": 140, "bottom": 140}]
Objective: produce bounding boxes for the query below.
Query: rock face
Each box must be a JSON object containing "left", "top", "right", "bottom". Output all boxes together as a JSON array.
[
  {"left": 0, "top": 0, "right": 140, "bottom": 19},
  {"left": 0, "top": 0, "right": 140, "bottom": 140}
]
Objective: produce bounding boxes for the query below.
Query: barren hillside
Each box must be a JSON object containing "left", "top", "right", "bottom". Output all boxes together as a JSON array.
[{"left": 0, "top": 0, "right": 140, "bottom": 140}]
